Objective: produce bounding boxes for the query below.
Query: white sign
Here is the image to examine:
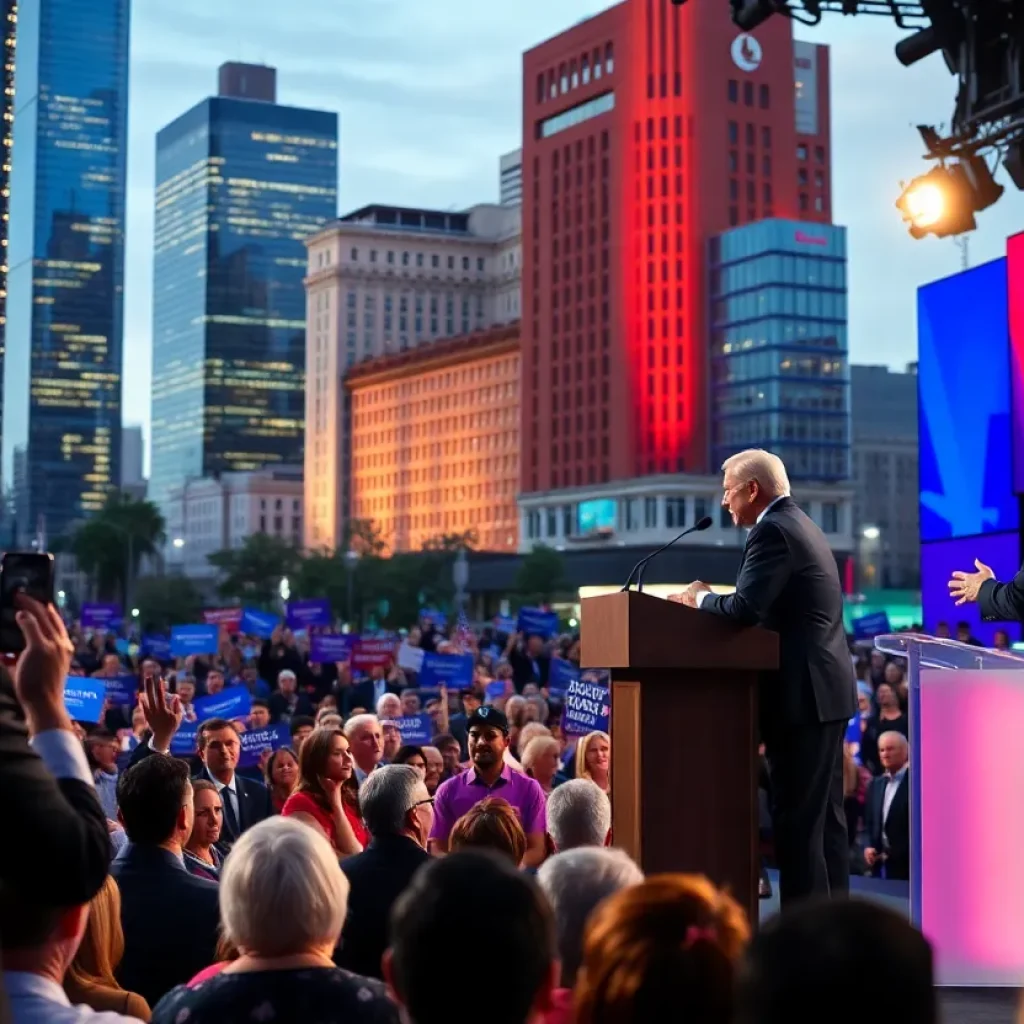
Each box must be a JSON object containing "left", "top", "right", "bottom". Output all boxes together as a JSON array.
[{"left": 731, "top": 34, "right": 763, "bottom": 73}]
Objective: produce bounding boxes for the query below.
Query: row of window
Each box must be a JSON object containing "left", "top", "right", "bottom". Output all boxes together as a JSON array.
[
  {"left": 728, "top": 79, "right": 770, "bottom": 109},
  {"left": 538, "top": 91, "right": 615, "bottom": 141},
  {"left": 535, "top": 45, "right": 614, "bottom": 104},
  {"left": 342, "top": 248, "right": 488, "bottom": 272}
]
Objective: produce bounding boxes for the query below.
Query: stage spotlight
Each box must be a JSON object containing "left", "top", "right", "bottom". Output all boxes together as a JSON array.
[{"left": 896, "top": 157, "right": 1003, "bottom": 239}]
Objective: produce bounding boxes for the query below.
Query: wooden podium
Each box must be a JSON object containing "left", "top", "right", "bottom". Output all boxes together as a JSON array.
[{"left": 580, "top": 590, "right": 779, "bottom": 925}]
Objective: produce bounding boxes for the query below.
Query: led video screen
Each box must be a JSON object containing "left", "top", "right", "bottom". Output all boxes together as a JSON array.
[
  {"left": 918, "top": 259, "right": 1016, "bottom": 541},
  {"left": 1009, "top": 233, "right": 1024, "bottom": 494},
  {"left": 577, "top": 499, "right": 616, "bottom": 534},
  {"left": 920, "top": 531, "right": 1021, "bottom": 646}
]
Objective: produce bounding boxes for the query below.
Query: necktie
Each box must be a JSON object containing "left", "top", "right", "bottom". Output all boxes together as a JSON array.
[{"left": 222, "top": 785, "right": 240, "bottom": 839}]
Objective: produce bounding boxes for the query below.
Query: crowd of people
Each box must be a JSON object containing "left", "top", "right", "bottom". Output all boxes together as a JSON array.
[{"left": 0, "top": 590, "right": 951, "bottom": 1024}]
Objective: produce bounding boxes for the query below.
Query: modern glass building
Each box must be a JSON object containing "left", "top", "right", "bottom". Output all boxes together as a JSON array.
[
  {"left": 3, "top": 0, "right": 130, "bottom": 545},
  {"left": 708, "top": 218, "right": 850, "bottom": 482},
  {"left": 150, "top": 64, "right": 337, "bottom": 512},
  {"left": 0, "top": 1, "right": 16, "bottom": 471}
]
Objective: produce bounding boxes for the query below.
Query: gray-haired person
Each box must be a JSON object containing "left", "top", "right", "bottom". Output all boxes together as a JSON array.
[{"left": 546, "top": 778, "right": 611, "bottom": 851}]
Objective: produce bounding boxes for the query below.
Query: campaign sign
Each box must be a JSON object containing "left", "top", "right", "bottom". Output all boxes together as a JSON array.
[
  {"left": 286, "top": 598, "right": 332, "bottom": 630},
  {"left": 193, "top": 685, "right": 251, "bottom": 723},
  {"left": 64, "top": 679, "right": 105, "bottom": 722},
  {"left": 548, "top": 657, "right": 578, "bottom": 698},
  {"left": 493, "top": 614, "right": 517, "bottom": 634},
  {"left": 104, "top": 673, "right": 139, "bottom": 708},
  {"left": 845, "top": 716, "right": 863, "bottom": 764},
  {"left": 240, "top": 608, "right": 278, "bottom": 638},
  {"left": 141, "top": 634, "right": 171, "bottom": 659},
  {"left": 517, "top": 607, "right": 559, "bottom": 639},
  {"left": 485, "top": 679, "right": 508, "bottom": 702},
  {"left": 239, "top": 723, "right": 290, "bottom": 768},
  {"left": 351, "top": 637, "right": 397, "bottom": 671},
  {"left": 420, "top": 608, "right": 447, "bottom": 628},
  {"left": 203, "top": 608, "right": 243, "bottom": 632},
  {"left": 561, "top": 671, "right": 611, "bottom": 736},
  {"left": 170, "top": 722, "right": 199, "bottom": 757},
  {"left": 81, "top": 602, "right": 121, "bottom": 630},
  {"left": 170, "top": 624, "right": 220, "bottom": 657},
  {"left": 309, "top": 633, "right": 355, "bottom": 664},
  {"left": 852, "top": 611, "right": 891, "bottom": 642},
  {"left": 418, "top": 652, "right": 474, "bottom": 690},
  {"left": 390, "top": 714, "right": 432, "bottom": 745}
]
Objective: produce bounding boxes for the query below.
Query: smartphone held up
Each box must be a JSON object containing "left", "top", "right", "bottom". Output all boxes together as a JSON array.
[{"left": 0, "top": 551, "right": 55, "bottom": 654}]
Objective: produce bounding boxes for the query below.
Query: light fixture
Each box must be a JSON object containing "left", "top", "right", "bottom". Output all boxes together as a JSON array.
[
  {"left": 862, "top": 526, "right": 881, "bottom": 540},
  {"left": 172, "top": 537, "right": 185, "bottom": 549},
  {"left": 896, "top": 155, "right": 1004, "bottom": 239}
]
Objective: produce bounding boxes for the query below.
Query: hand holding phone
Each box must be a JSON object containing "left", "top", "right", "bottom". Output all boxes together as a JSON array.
[{"left": 0, "top": 552, "right": 55, "bottom": 654}]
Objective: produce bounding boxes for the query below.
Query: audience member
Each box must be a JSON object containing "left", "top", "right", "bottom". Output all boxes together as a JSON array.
[
  {"left": 111, "top": 756, "right": 220, "bottom": 1007},
  {"left": 863, "top": 730, "right": 910, "bottom": 881},
  {"left": 344, "top": 714, "right": 384, "bottom": 784},
  {"left": 84, "top": 730, "right": 120, "bottom": 821},
  {"left": 337, "top": 765, "right": 432, "bottom": 979},
  {"left": 64, "top": 876, "right": 151, "bottom": 1021},
  {"left": 734, "top": 899, "right": 936, "bottom": 1024},
  {"left": 449, "top": 796, "right": 527, "bottom": 866},
  {"left": 182, "top": 780, "right": 224, "bottom": 880},
  {"left": 384, "top": 852, "right": 557, "bottom": 1024},
  {"left": 521, "top": 735, "right": 562, "bottom": 796},
  {"left": 263, "top": 746, "right": 299, "bottom": 812},
  {"left": 150, "top": 818, "right": 401, "bottom": 1024},
  {"left": 421, "top": 745, "right": 443, "bottom": 793},
  {"left": 391, "top": 744, "right": 427, "bottom": 775},
  {"left": 288, "top": 715, "right": 315, "bottom": 754},
  {"left": 546, "top": 779, "right": 611, "bottom": 852},
  {"left": 267, "top": 669, "right": 313, "bottom": 724},
  {"left": 575, "top": 730, "right": 611, "bottom": 794},
  {"left": 575, "top": 874, "right": 749, "bottom": 1024}
]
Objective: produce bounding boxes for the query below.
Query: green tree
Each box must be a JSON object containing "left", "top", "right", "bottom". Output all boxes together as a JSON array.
[
  {"left": 514, "top": 544, "right": 567, "bottom": 606},
  {"left": 290, "top": 550, "right": 350, "bottom": 618},
  {"left": 207, "top": 533, "right": 301, "bottom": 607},
  {"left": 133, "top": 574, "right": 203, "bottom": 632},
  {"left": 66, "top": 492, "right": 166, "bottom": 603},
  {"left": 343, "top": 518, "right": 388, "bottom": 557},
  {"left": 421, "top": 529, "right": 478, "bottom": 552}
]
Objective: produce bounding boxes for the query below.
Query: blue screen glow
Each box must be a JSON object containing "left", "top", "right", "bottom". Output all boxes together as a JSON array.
[
  {"left": 577, "top": 499, "right": 616, "bottom": 534},
  {"left": 918, "top": 259, "right": 1016, "bottom": 541}
]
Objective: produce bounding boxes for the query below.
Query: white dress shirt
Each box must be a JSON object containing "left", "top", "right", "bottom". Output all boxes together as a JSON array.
[
  {"left": 205, "top": 768, "right": 239, "bottom": 826},
  {"left": 881, "top": 765, "right": 908, "bottom": 848},
  {"left": 696, "top": 495, "right": 788, "bottom": 609},
  {"left": 4, "top": 971, "right": 142, "bottom": 1023}
]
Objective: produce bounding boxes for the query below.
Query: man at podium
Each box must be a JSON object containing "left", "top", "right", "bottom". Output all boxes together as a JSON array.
[{"left": 670, "top": 449, "right": 857, "bottom": 908}]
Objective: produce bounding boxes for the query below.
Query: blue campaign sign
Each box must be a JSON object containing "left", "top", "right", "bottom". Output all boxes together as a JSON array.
[
  {"left": 64, "top": 679, "right": 105, "bottom": 723},
  {"left": 285, "top": 598, "right": 332, "bottom": 630},
  {"left": 170, "top": 723, "right": 198, "bottom": 757},
  {"left": 493, "top": 615, "right": 517, "bottom": 634},
  {"left": 391, "top": 714, "right": 432, "bottom": 745},
  {"left": 845, "top": 716, "right": 863, "bottom": 764},
  {"left": 418, "top": 651, "right": 474, "bottom": 690},
  {"left": 141, "top": 634, "right": 171, "bottom": 659},
  {"left": 81, "top": 602, "right": 122, "bottom": 630},
  {"left": 561, "top": 671, "right": 611, "bottom": 736},
  {"left": 484, "top": 679, "right": 507, "bottom": 702},
  {"left": 517, "top": 607, "right": 560, "bottom": 639},
  {"left": 420, "top": 608, "right": 448, "bottom": 628},
  {"left": 193, "top": 685, "right": 252, "bottom": 723},
  {"left": 239, "top": 723, "right": 290, "bottom": 768},
  {"left": 310, "top": 632, "right": 355, "bottom": 664},
  {"left": 548, "top": 657, "right": 578, "bottom": 698},
  {"left": 240, "top": 608, "right": 278, "bottom": 638},
  {"left": 104, "top": 673, "right": 139, "bottom": 708},
  {"left": 852, "top": 611, "right": 891, "bottom": 642},
  {"left": 170, "top": 624, "right": 220, "bottom": 657}
]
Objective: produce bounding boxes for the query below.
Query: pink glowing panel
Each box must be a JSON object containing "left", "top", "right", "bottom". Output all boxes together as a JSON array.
[
  {"left": 918, "top": 669, "right": 1024, "bottom": 985},
  {"left": 1010, "top": 233, "right": 1024, "bottom": 493}
]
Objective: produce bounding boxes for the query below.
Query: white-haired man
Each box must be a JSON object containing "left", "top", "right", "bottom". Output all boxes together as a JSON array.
[
  {"left": 672, "top": 448, "right": 856, "bottom": 908},
  {"left": 546, "top": 779, "right": 611, "bottom": 851},
  {"left": 344, "top": 713, "right": 383, "bottom": 786},
  {"left": 863, "top": 731, "right": 910, "bottom": 881}
]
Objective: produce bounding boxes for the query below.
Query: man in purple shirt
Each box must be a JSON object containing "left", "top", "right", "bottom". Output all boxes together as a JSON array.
[{"left": 429, "top": 706, "right": 547, "bottom": 867}]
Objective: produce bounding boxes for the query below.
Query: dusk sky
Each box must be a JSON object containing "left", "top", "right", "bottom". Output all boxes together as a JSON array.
[{"left": 123, "top": 0, "right": 1024, "bottom": 460}]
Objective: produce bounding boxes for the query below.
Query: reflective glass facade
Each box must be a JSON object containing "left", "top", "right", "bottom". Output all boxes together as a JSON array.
[
  {"left": 0, "top": 2, "right": 16, "bottom": 464},
  {"left": 150, "top": 95, "right": 337, "bottom": 509},
  {"left": 708, "top": 218, "right": 849, "bottom": 481},
  {"left": 3, "top": 0, "right": 129, "bottom": 543}
]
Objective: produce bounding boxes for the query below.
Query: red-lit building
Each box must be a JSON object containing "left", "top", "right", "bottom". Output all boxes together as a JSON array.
[{"left": 520, "top": 1, "right": 831, "bottom": 492}]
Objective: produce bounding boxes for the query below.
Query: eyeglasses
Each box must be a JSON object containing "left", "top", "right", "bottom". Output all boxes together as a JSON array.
[{"left": 410, "top": 798, "right": 435, "bottom": 810}]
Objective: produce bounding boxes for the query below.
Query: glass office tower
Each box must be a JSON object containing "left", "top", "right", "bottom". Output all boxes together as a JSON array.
[
  {"left": 708, "top": 218, "right": 850, "bottom": 482},
  {"left": 3, "top": 0, "right": 130, "bottom": 545},
  {"left": 150, "top": 65, "right": 337, "bottom": 511},
  {"left": 0, "top": 2, "right": 16, "bottom": 472}
]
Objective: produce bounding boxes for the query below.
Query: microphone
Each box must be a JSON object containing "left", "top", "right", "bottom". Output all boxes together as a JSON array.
[{"left": 621, "top": 516, "right": 714, "bottom": 593}]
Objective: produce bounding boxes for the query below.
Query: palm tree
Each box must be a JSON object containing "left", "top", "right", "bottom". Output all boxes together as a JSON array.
[{"left": 68, "top": 492, "right": 166, "bottom": 605}]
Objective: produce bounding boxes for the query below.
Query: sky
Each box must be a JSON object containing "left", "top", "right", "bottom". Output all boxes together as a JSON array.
[{"left": 122, "top": 0, "right": 1024, "bottom": 461}]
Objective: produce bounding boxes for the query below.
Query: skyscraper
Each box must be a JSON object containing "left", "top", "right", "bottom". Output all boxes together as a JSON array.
[
  {"left": 150, "top": 63, "right": 337, "bottom": 515},
  {"left": 520, "top": 2, "right": 832, "bottom": 495},
  {"left": 3, "top": 0, "right": 130, "bottom": 545},
  {"left": 0, "top": 2, "right": 16, "bottom": 462}
]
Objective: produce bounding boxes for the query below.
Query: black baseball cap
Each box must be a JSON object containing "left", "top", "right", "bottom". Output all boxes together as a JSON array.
[{"left": 466, "top": 706, "right": 509, "bottom": 734}]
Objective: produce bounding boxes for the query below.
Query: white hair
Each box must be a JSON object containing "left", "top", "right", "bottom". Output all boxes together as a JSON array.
[
  {"left": 878, "top": 730, "right": 909, "bottom": 752},
  {"left": 537, "top": 847, "right": 644, "bottom": 986},
  {"left": 721, "top": 448, "right": 791, "bottom": 499},
  {"left": 360, "top": 764, "right": 425, "bottom": 836},
  {"left": 546, "top": 779, "right": 612, "bottom": 851},
  {"left": 344, "top": 713, "right": 379, "bottom": 739},
  {"left": 376, "top": 693, "right": 401, "bottom": 718},
  {"left": 521, "top": 735, "right": 561, "bottom": 774},
  {"left": 220, "top": 817, "right": 348, "bottom": 957}
]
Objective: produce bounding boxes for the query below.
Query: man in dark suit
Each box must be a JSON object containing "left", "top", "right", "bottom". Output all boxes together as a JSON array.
[
  {"left": 337, "top": 764, "right": 433, "bottom": 979},
  {"left": 949, "top": 555, "right": 1024, "bottom": 622},
  {"left": 673, "top": 448, "right": 857, "bottom": 907},
  {"left": 111, "top": 754, "right": 220, "bottom": 1007},
  {"left": 863, "top": 730, "right": 910, "bottom": 881}
]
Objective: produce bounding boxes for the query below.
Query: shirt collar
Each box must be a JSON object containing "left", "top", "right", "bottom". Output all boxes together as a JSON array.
[
  {"left": 756, "top": 495, "right": 788, "bottom": 525},
  {"left": 466, "top": 764, "right": 513, "bottom": 788},
  {"left": 3, "top": 971, "right": 72, "bottom": 1006},
  {"left": 206, "top": 767, "right": 236, "bottom": 794},
  {"left": 885, "top": 765, "right": 908, "bottom": 784}
]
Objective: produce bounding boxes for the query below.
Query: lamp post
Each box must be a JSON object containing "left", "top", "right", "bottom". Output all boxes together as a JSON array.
[
  {"left": 860, "top": 525, "right": 882, "bottom": 591},
  {"left": 344, "top": 549, "right": 360, "bottom": 628}
]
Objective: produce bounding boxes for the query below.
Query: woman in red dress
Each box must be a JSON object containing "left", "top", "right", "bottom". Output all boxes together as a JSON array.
[{"left": 281, "top": 728, "right": 366, "bottom": 856}]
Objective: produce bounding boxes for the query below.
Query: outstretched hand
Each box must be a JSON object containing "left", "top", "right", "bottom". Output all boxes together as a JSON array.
[
  {"left": 139, "top": 674, "right": 183, "bottom": 752},
  {"left": 948, "top": 559, "right": 995, "bottom": 606},
  {"left": 14, "top": 595, "right": 75, "bottom": 734}
]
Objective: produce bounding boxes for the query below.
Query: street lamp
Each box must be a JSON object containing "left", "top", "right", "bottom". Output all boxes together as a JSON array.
[
  {"left": 859, "top": 525, "right": 883, "bottom": 590},
  {"left": 172, "top": 537, "right": 185, "bottom": 549},
  {"left": 344, "top": 549, "right": 360, "bottom": 626},
  {"left": 862, "top": 526, "right": 881, "bottom": 541}
]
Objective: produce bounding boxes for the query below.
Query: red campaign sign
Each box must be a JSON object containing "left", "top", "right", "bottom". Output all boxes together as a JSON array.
[
  {"left": 202, "top": 608, "right": 242, "bottom": 633},
  {"left": 351, "top": 638, "right": 397, "bottom": 671}
]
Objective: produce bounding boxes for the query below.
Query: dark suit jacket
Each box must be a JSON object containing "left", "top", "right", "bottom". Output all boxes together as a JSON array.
[
  {"left": 268, "top": 690, "right": 314, "bottom": 724},
  {"left": 111, "top": 844, "right": 220, "bottom": 1007},
  {"left": 342, "top": 679, "right": 400, "bottom": 718},
  {"left": 192, "top": 767, "right": 274, "bottom": 846},
  {"left": 508, "top": 648, "right": 551, "bottom": 691},
  {"left": 0, "top": 665, "right": 110, "bottom": 906},
  {"left": 863, "top": 770, "right": 910, "bottom": 881},
  {"left": 336, "top": 834, "right": 431, "bottom": 979},
  {"left": 701, "top": 497, "right": 857, "bottom": 731},
  {"left": 979, "top": 568, "right": 1024, "bottom": 622}
]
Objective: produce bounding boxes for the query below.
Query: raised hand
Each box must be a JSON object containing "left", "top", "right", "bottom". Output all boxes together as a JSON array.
[
  {"left": 138, "top": 674, "right": 183, "bottom": 752},
  {"left": 14, "top": 595, "right": 75, "bottom": 734}
]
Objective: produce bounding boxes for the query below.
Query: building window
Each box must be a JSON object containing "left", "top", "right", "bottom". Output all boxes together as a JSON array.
[
  {"left": 743, "top": 81, "right": 753, "bottom": 106},
  {"left": 447, "top": 256, "right": 455, "bottom": 269},
  {"left": 665, "top": 497, "right": 686, "bottom": 528},
  {"left": 644, "top": 497, "right": 657, "bottom": 528},
  {"left": 350, "top": 247, "right": 358, "bottom": 261},
  {"left": 605, "top": 43, "right": 614, "bottom": 73},
  {"left": 582, "top": 56, "right": 590, "bottom": 83},
  {"left": 762, "top": 126, "right": 772, "bottom": 148},
  {"left": 387, "top": 251, "right": 395, "bottom": 264},
  {"left": 759, "top": 83, "right": 770, "bottom": 108},
  {"left": 401, "top": 251, "right": 409, "bottom": 266},
  {"left": 728, "top": 79, "right": 738, "bottom": 103},
  {"left": 728, "top": 121, "right": 738, "bottom": 145},
  {"left": 370, "top": 250, "right": 377, "bottom": 263},
  {"left": 797, "top": 144, "right": 808, "bottom": 160},
  {"left": 538, "top": 91, "right": 616, "bottom": 140},
  {"left": 462, "top": 256, "right": 470, "bottom": 270},
  {"left": 822, "top": 502, "right": 839, "bottom": 534},
  {"left": 431, "top": 254, "right": 439, "bottom": 268},
  {"left": 624, "top": 498, "right": 637, "bottom": 530},
  {"left": 694, "top": 497, "right": 709, "bottom": 521}
]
